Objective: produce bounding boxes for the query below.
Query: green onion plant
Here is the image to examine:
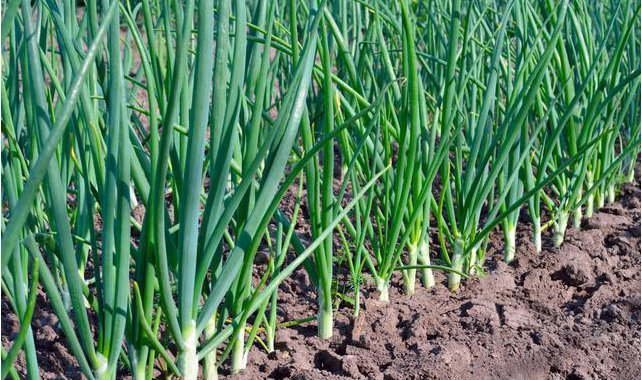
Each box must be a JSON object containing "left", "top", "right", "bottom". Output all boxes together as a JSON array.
[{"left": 1, "top": 0, "right": 639, "bottom": 378}]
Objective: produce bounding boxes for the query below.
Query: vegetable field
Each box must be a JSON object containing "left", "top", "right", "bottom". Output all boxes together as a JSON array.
[{"left": 1, "top": 0, "right": 640, "bottom": 379}]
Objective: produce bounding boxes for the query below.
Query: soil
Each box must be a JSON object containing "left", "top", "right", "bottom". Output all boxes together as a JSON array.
[
  {"left": 3, "top": 181, "right": 640, "bottom": 379},
  {"left": 2, "top": 289, "right": 85, "bottom": 379},
  {"left": 222, "top": 181, "right": 642, "bottom": 380}
]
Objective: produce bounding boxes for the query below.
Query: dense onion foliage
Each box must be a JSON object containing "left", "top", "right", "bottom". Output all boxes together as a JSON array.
[{"left": 1, "top": 0, "right": 640, "bottom": 378}]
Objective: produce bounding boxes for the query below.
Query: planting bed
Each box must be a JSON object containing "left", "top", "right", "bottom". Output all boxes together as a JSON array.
[
  {"left": 222, "top": 182, "right": 641, "bottom": 380},
  {"left": 3, "top": 177, "right": 640, "bottom": 380}
]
